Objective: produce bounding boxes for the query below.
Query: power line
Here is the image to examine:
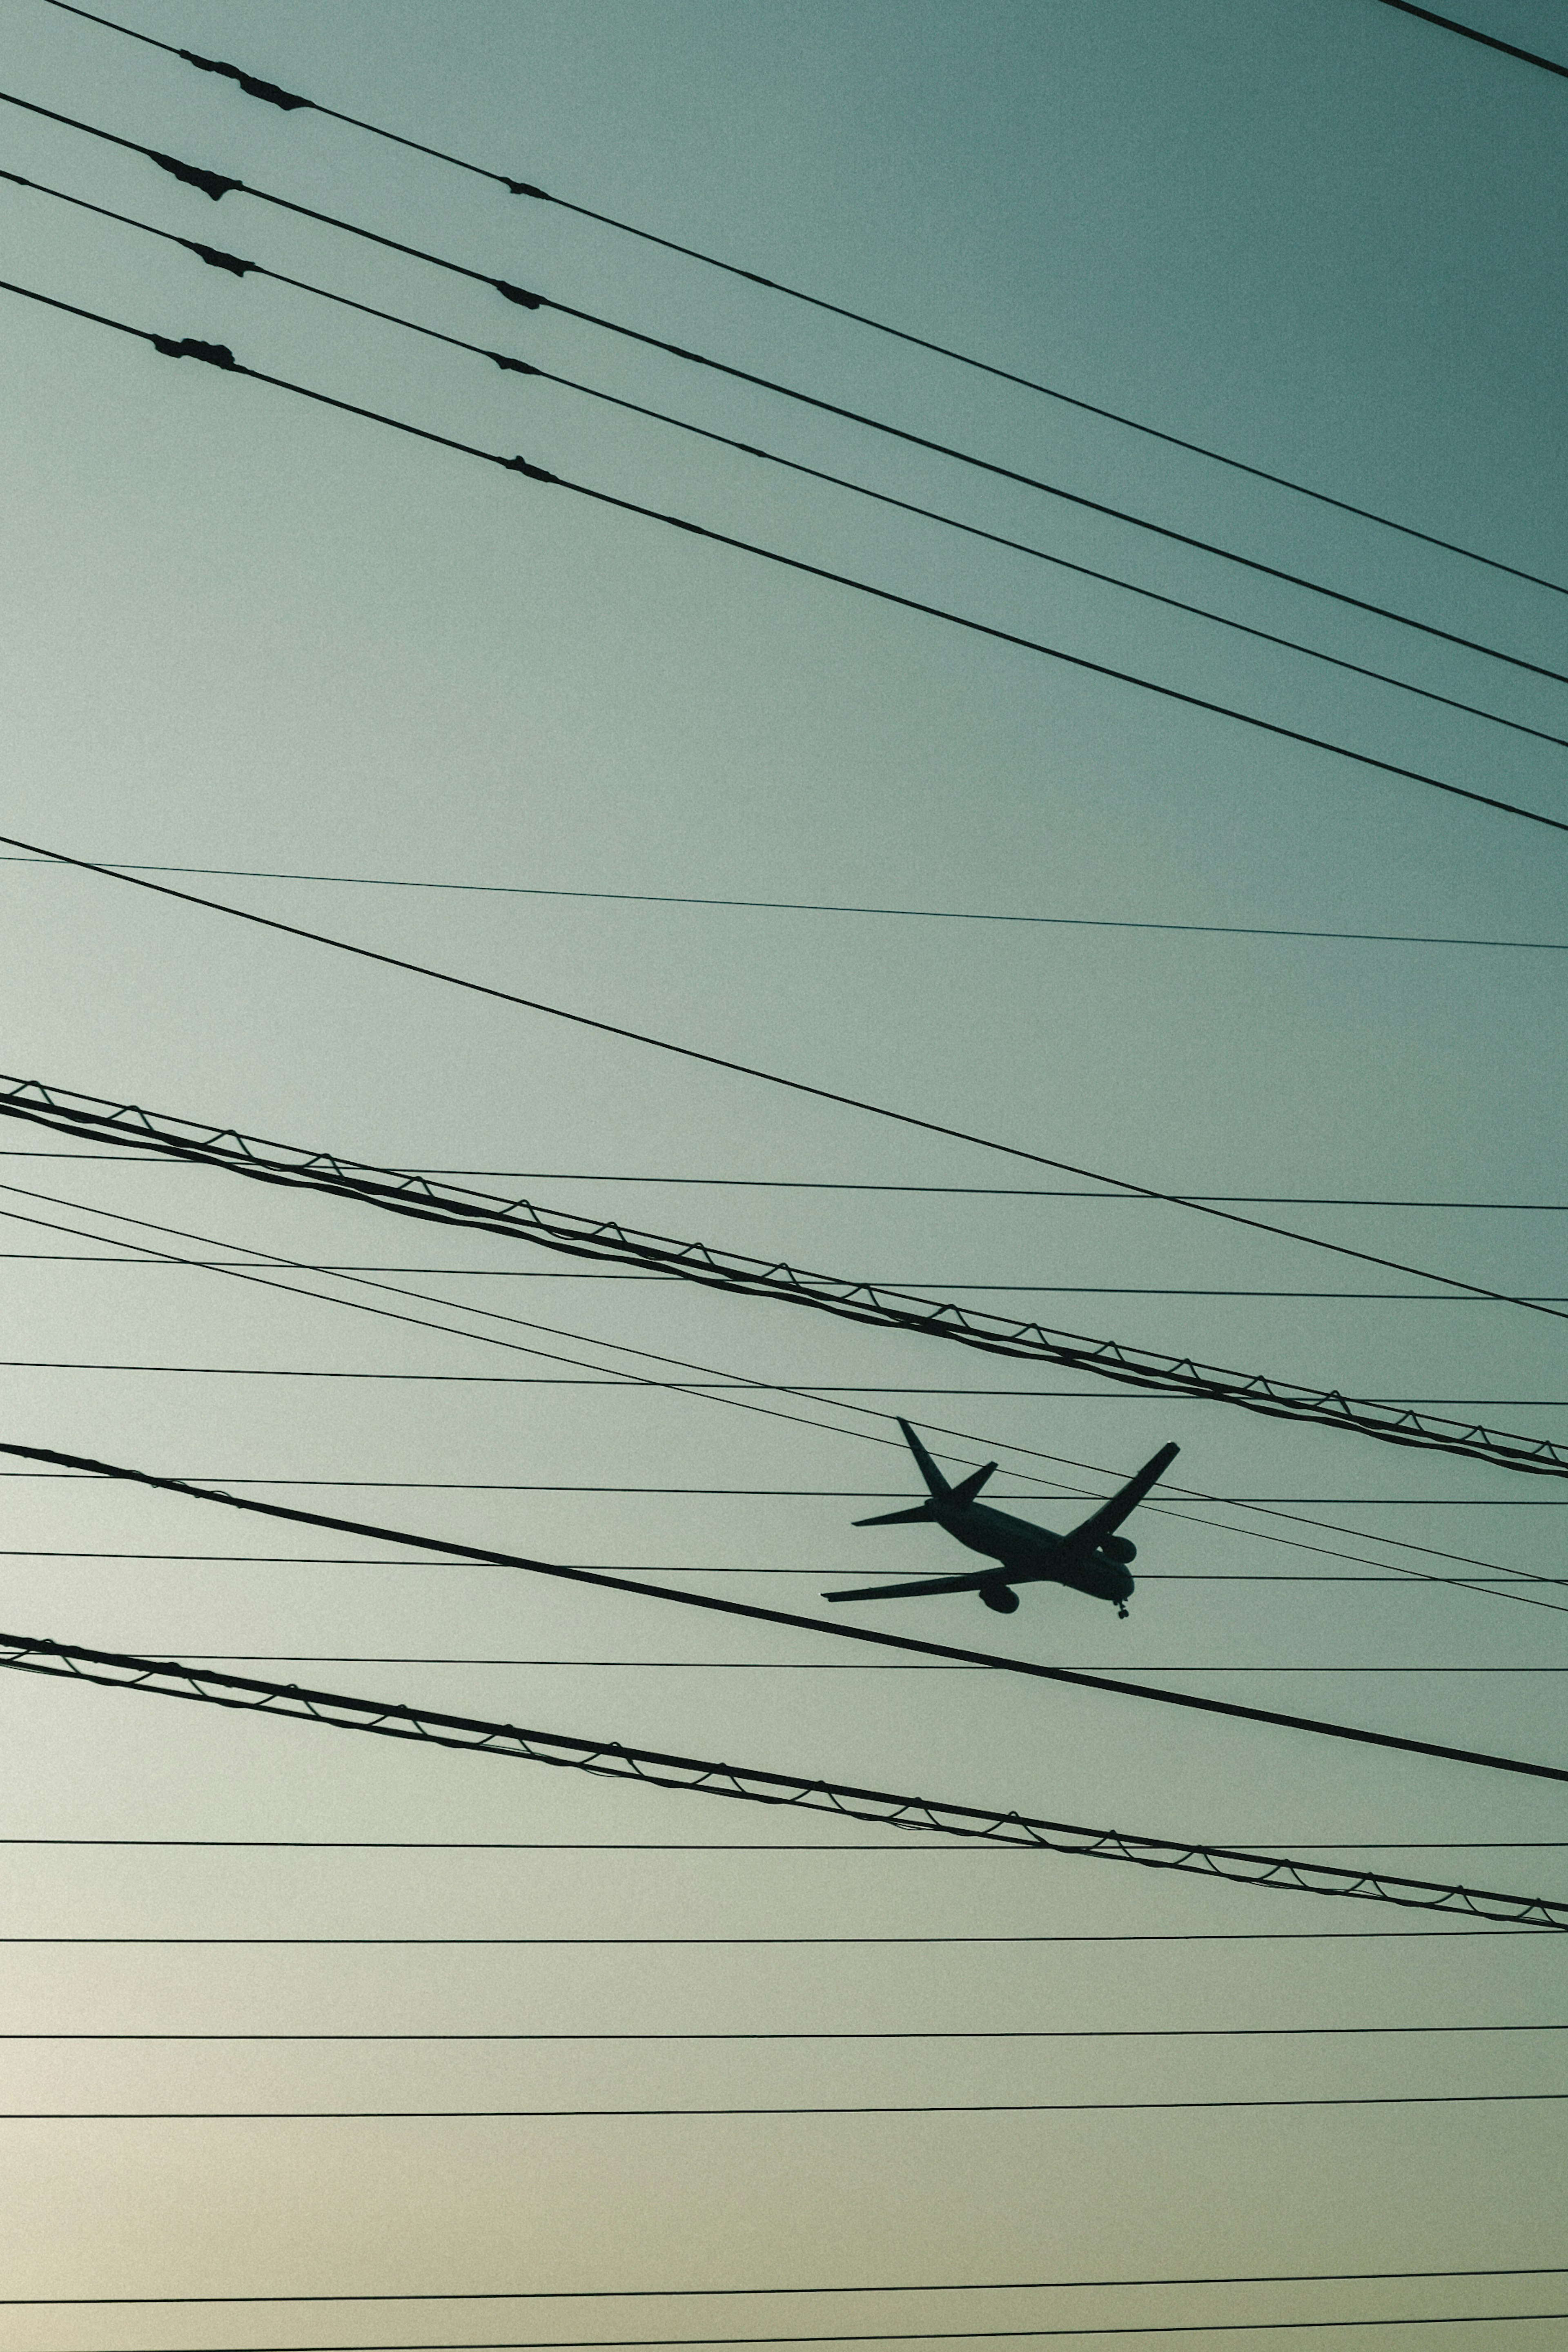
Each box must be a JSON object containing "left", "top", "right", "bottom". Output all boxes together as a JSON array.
[
  {"left": 5, "top": 857, "right": 1566, "bottom": 956},
  {"left": 0, "top": 2322, "right": 1561, "bottom": 2350},
  {"left": 9, "top": 169, "right": 1559, "bottom": 758},
  {"left": 2, "top": 1931, "right": 1539, "bottom": 1943},
  {"left": 7, "top": 1837, "right": 1562, "bottom": 1851},
  {"left": 5, "top": 122, "right": 1566, "bottom": 715},
  {"left": 1375, "top": 0, "right": 1568, "bottom": 80},
  {"left": 10, "top": 2022, "right": 1561, "bottom": 2041},
  {"left": 2, "top": 1550, "right": 1556, "bottom": 1586},
  {"left": 10, "top": 1442, "right": 1568, "bottom": 1784},
  {"left": 36, "top": 0, "right": 1568, "bottom": 597},
  {"left": 8, "top": 1479, "right": 1567, "bottom": 1504},
  {"left": 16, "top": 1272, "right": 1568, "bottom": 1300},
  {"left": 8, "top": 1366, "right": 1568, "bottom": 1406},
  {"left": 4, "top": 2096, "right": 1566, "bottom": 2119},
  {"left": 12, "top": 2258, "right": 1568, "bottom": 2304},
  {"left": 6, "top": 1624, "right": 1568, "bottom": 1909},
  {"left": 7, "top": 1080, "right": 1567, "bottom": 1483},
  {"left": 4, "top": 292, "right": 1564, "bottom": 861},
  {"left": 8, "top": 1175, "right": 1554, "bottom": 1610},
  {"left": 90, "top": 1658, "right": 1568, "bottom": 1675}
]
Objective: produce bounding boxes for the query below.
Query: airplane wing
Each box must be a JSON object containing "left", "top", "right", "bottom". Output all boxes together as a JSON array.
[
  {"left": 824, "top": 1568, "right": 1001, "bottom": 1604},
  {"left": 1053, "top": 1441, "right": 1179, "bottom": 1562}
]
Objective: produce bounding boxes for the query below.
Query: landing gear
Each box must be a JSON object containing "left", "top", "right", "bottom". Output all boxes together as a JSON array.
[{"left": 1116, "top": 1601, "right": 1129, "bottom": 1619}]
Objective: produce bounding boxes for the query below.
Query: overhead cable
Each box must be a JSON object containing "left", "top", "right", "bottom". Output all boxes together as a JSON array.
[
  {"left": 10, "top": 2022, "right": 1559, "bottom": 2042},
  {"left": 5, "top": 1072, "right": 1566, "bottom": 1478},
  {"left": 5, "top": 169, "right": 1557, "bottom": 754},
  {"left": 13, "top": 2258, "right": 1568, "bottom": 2303},
  {"left": 5, "top": 1445, "right": 1568, "bottom": 1786},
  {"left": 5, "top": 283, "right": 1567, "bottom": 847},
  {"left": 3, "top": 1625, "right": 1567, "bottom": 1918},
  {"left": 5, "top": 855, "right": 1566, "bottom": 952},
  {"left": 4, "top": 97, "right": 1567, "bottom": 701},
  {"left": 0, "top": 2316, "right": 1561, "bottom": 2342},
  {"left": 36, "top": 0, "right": 1568, "bottom": 595},
  {"left": 1375, "top": 0, "right": 1568, "bottom": 79}
]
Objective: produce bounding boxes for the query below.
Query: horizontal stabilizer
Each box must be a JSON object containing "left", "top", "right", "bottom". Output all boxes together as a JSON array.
[
  {"left": 945, "top": 1459, "right": 997, "bottom": 1507},
  {"left": 852, "top": 1501, "right": 939, "bottom": 1528},
  {"left": 825, "top": 1568, "right": 996, "bottom": 1604}
]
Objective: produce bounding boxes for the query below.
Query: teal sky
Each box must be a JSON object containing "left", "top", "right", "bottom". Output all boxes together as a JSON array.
[{"left": 0, "top": 0, "right": 1564, "bottom": 2339}]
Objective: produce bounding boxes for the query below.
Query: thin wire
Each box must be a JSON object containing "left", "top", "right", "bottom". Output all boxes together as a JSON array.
[
  {"left": 3, "top": 857, "right": 1565, "bottom": 955},
  {"left": 8, "top": 1278, "right": 1568, "bottom": 1300},
  {"left": 10, "top": 1435, "right": 1568, "bottom": 1784},
  {"left": 7, "top": 836, "right": 1568, "bottom": 1325},
  {"left": 4, "top": 2094, "right": 1564, "bottom": 2116},
  {"left": 5, "top": 1837, "right": 1561, "bottom": 1851},
  {"left": 7, "top": 2322, "right": 1568, "bottom": 2350},
  {"left": 7, "top": 1479, "right": 1566, "bottom": 1505},
  {"left": 0, "top": 1930, "right": 1537, "bottom": 1942},
  {"left": 99, "top": 1657, "right": 1568, "bottom": 1675},
  {"left": 7, "top": 172, "right": 1559, "bottom": 755},
  {"left": 9, "top": 2321, "right": 1566, "bottom": 2348},
  {"left": 8, "top": 2023, "right": 1561, "bottom": 2042},
  {"left": 34, "top": 0, "right": 1568, "bottom": 596},
  {"left": 8, "top": 1365, "right": 1568, "bottom": 1404},
  {"left": 1375, "top": 0, "right": 1568, "bottom": 80},
  {"left": 11, "top": 2258, "right": 1568, "bottom": 2305}
]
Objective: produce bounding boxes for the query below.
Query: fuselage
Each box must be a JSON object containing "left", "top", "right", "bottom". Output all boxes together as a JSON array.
[{"left": 933, "top": 1498, "right": 1136, "bottom": 1607}]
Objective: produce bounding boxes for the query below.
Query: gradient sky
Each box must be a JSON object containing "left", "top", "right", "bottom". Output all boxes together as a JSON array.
[{"left": 0, "top": 0, "right": 1565, "bottom": 2343}]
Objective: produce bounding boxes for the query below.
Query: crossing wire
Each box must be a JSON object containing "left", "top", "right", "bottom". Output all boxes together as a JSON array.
[
  {"left": 4, "top": 1460, "right": 1568, "bottom": 1787},
  {"left": 4, "top": 1072, "right": 1565, "bottom": 1481},
  {"left": 0, "top": 2318, "right": 1562, "bottom": 2343},
  {"left": 5, "top": 89, "right": 1568, "bottom": 704},
  {"left": 5, "top": 169, "right": 1559, "bottom": 757},
  {"left": 35, "top": 0, "right": 1568, "bottom": 596},
  {"left": 2, "top": 1622, "right": 1567, "bottom": 1920}
]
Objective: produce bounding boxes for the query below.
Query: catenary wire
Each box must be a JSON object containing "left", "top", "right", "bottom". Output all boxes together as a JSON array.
[
  {"left": 6, "top": 277, "right": 1566, "bottom": 856},
  {"left": 35, "top": 0, "right": 1568, "bottom": 596},
  {"left": 4, "top": 107, "right": 1565, "bottom": 707},
  {"left": 7, "top": 169, "right": 1558, "bottom": 756},
  {"left": 4, "top": 1180, "right": 1557, "bottom": 1612},
  {"left": 1374, "top": 0, "right": 1568, "bottom": 79},
  {"left": 92, "top": 1657, "right": 1568, "bottom": 1675},
  {"left": 9, "top": 1185, "right": 1561, "bottom": 1608},
  {"left": 8, "top": 1446, "right": 1568, "bottom": 1784},
  {"left": 3, "top": 856, "right": 1565, "bottom": 954},
  {"left": 5, "top": 1625, "right": 1568, "bottom": 1921},
  {"left": 12, "top": 2258, "right": 1568, "bottom": 2304}
]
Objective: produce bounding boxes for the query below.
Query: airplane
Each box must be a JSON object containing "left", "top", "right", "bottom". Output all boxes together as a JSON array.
[{"left": 824, "top": 1420, "right": 1178, "bottom": 1619}]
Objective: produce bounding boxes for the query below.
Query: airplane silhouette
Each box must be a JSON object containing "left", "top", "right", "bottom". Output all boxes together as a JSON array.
[{"left": 825, "top": 1420, "right": 1178, "bottom": 1618}]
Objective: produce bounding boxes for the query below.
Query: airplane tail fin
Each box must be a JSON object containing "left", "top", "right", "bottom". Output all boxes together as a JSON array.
[
  {"left": 898, "top": 1419, "right": 951, "bottom": 1497},
  {"left": 853, "top": 1501, "right": 939, "bottom": 1528}
]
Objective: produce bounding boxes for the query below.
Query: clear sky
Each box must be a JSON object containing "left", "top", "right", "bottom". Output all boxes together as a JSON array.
[{"left": 0, "top": 0, "right": 1564, "bottom": 2342}]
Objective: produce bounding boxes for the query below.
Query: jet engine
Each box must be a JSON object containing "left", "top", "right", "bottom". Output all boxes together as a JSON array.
[
  {"left": 1098, "top": 1535, "right": 1136, "bottom": 1565},
  {"left": 979, "top": 1581, "right": 1020, "bottom": 1613}
]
